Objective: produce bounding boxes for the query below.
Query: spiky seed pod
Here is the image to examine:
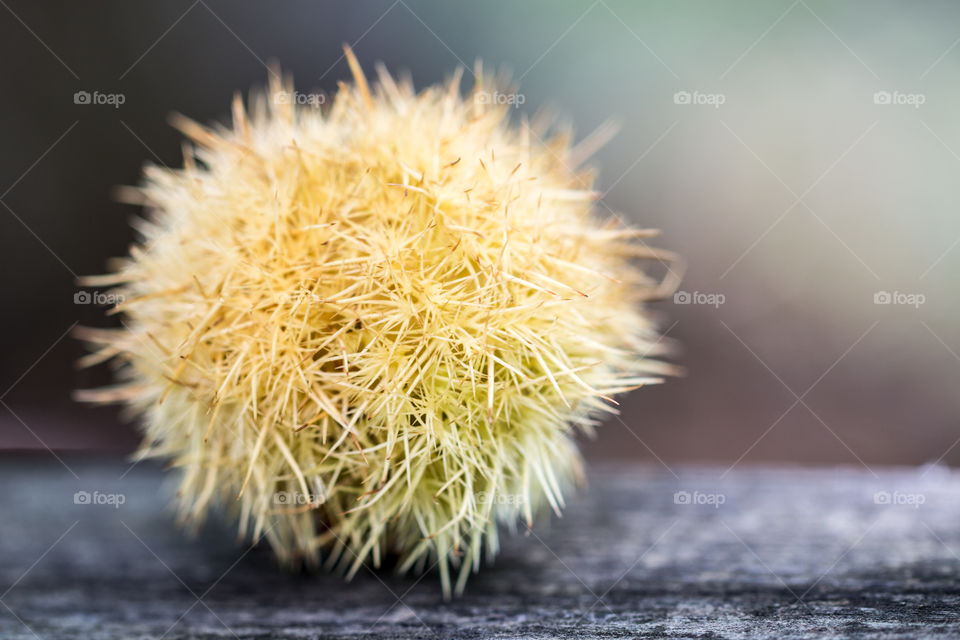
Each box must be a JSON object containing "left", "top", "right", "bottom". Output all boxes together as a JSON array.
[{"left": 77, "top": 48, "right": 678, "bottom": 597}]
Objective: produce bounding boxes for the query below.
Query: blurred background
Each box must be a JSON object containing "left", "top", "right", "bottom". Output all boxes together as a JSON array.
[{"left": 2, "top": 0, "right": 959, "bottom": 469}]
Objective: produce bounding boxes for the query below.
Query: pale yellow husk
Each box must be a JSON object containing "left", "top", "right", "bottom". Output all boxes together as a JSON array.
[{"left": 78, "top": 50, "right": 676, "bottom": 597}]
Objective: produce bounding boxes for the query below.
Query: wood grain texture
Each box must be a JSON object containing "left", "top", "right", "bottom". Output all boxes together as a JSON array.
[{"left": 1, "top": 457, "right": 959, "bottom": 639}]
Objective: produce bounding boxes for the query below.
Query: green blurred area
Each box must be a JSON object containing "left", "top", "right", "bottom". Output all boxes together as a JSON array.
[{"left": 2, "top": 0, "right": 959, "bottom": 465}]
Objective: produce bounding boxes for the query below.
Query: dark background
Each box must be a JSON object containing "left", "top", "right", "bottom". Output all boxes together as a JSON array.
[{"left": 3, "top": 1, "right": 960, "bottom": 469}]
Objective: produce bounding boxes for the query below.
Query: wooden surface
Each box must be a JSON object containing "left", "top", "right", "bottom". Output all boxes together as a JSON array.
[{"left": 2, "top": 456, "right": 959, "bottom": 639}]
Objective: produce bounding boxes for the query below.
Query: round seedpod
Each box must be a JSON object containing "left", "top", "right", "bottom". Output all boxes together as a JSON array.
[{"left": 77, "top": 47, "right": 678, "bottom": 597}]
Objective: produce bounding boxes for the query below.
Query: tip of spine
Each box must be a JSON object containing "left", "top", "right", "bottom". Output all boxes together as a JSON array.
[{"left": 343, "top": 44, "right": 374, "bottom": 110}]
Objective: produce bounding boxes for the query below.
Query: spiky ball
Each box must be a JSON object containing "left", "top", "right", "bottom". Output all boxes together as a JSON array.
[{"left": 79, "top": 49, "right": 675, "bottom": 596}]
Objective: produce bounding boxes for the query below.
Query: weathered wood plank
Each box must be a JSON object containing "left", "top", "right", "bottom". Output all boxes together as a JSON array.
[{"left": 1, "top": 457, "right": 958, "bottom": 638}]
